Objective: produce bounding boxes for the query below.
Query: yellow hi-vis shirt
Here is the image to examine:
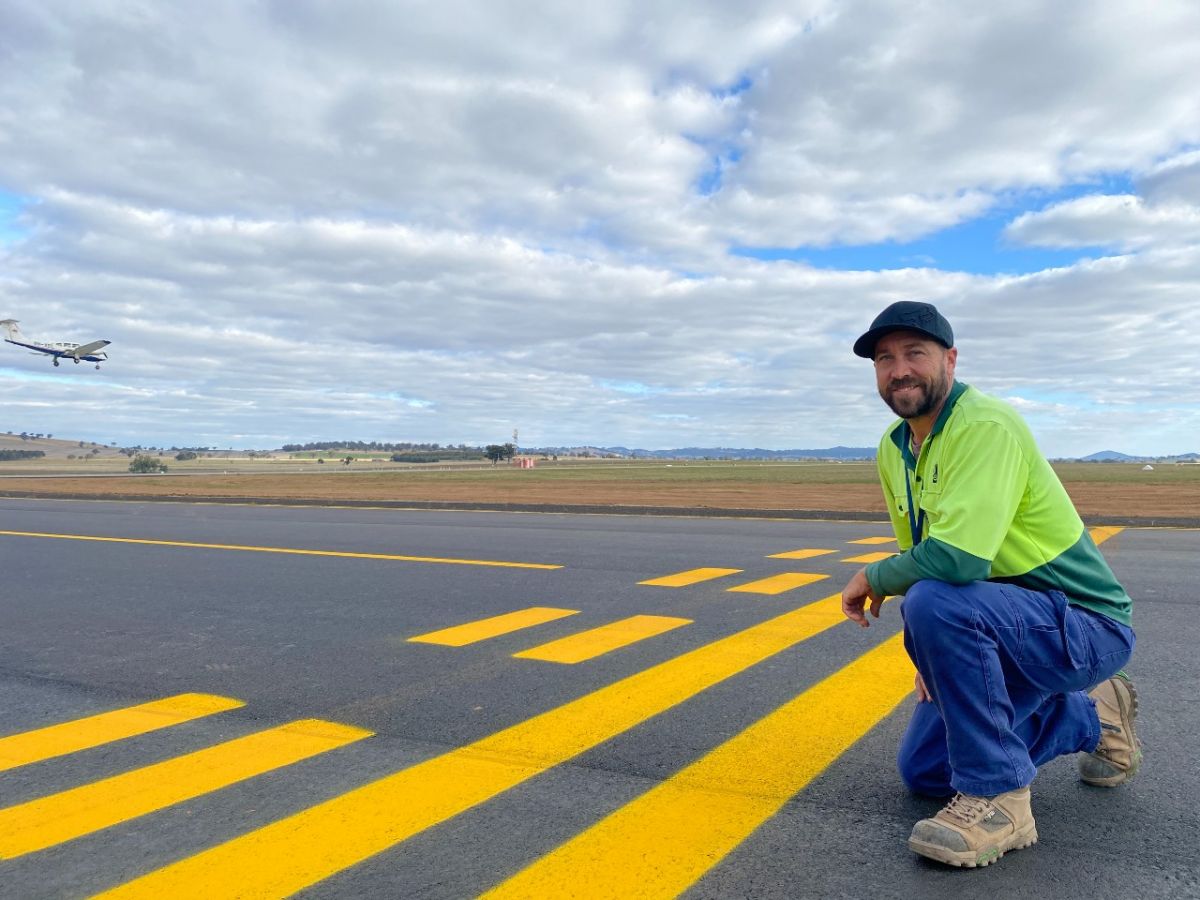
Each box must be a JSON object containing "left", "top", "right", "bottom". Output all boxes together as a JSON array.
[{"left": 865, "top": 381, "right": 1132, "bottom": 626}]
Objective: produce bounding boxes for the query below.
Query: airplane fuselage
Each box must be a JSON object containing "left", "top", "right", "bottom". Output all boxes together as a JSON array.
[
  {"left": 3, "top": 338, "right": 110, "bottom": 365},
  {"left": 0, "top": 319, "right": 111, "bottom": 369}
]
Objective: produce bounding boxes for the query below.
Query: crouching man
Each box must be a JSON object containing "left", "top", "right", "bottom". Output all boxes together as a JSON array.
[{"left": 840, "top": 301, "right": 1141, "bottom": 868}]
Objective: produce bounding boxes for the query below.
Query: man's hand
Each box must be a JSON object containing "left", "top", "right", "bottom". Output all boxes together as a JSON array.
[
  {"left": 914, "top": 670, "right": 932, "bottom": 702},
  {"left": 841, "top": 567, "right": 884, "bottom": 627}
]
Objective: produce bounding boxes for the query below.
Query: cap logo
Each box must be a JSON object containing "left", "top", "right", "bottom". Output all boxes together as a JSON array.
[{"left": 899, "top": 309, "right": 936, "bottom": 328}]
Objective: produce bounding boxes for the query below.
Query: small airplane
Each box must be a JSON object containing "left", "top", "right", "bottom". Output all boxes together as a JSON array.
[{"left": 1, "top": 319, "right": 111, "bottom": 369}]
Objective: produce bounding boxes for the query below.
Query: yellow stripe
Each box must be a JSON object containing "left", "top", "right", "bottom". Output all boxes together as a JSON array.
[
  {"left": 0, "top": 530, "right": 561, "bottom": 570},
  {"left": 726, "top": 572, "right": 828, "bottom": 595},
  {"left": 766, "top": 549, "right": 836, "bottom": 560},
  {"left": 0, "top": 719, "right": 371, "bottom": 860},
  {"left": 484, "top": 633, "right": 913, "bottom": 899},
  {"left": 843, "top": 551, "right": 896, "bottom": 564},
  {"left": 1089, "top": 526, "right": 1124, "bottom": 546},
  {"left": 0, "top": 694, "right": 244, "bottom": 774},
  {"left": 513, "top": 615, "right": 692, "bottom": 664},
  {"left": 97, "top": 592, "right": 873, "bottom": 900},
  {"left": 408, "top": 607, "right": 579, "bottom": 647},
  {"left": 848, "top": 536, "right": 896, "bottom": 545},
  {"left": 638, "top": 567, "right": 742, "bottom": 587}
]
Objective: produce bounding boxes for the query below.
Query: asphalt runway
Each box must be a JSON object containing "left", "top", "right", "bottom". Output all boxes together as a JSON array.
[{"left": 0, "top": 498, "right": 1196, "bottom": 899}]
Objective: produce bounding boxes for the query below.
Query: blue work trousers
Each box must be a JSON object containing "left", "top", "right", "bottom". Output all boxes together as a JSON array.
[{"left": 897, "top": 579, "right": 1135, "bottom": 797}]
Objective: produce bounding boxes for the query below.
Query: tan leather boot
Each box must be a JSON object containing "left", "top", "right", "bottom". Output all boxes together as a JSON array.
[
  {"left": 908, "top": 788, "right": 1037, "bottom": 867},
  {"left": 1079, "top": 672, "right": 1142, "bottom": 787}
]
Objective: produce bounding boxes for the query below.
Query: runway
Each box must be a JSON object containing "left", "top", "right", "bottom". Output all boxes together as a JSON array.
[{"left": 1, "top": 498, "right": 1196, "bottom": 898}]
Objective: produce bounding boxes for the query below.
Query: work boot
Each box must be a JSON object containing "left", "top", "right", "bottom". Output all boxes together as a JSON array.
[
  {"left": 1079, "top": 671, "right": 1142, "bottom": 787},
  {"left": 908, "top": 788, "right": 1037, "bottom": 867}
]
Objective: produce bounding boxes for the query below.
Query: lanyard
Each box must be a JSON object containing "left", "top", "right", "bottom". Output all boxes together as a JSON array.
[
  {"left": 904, "top": 467, "right": 925, "bottom": 545},
  {"left": 904, "top": 433, "right": 926, "bottom": 545}
]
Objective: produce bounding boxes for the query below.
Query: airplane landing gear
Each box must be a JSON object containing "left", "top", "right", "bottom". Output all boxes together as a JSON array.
[
  {"left": 53, "top": 358, "right": 59, "bottom": 367},
  {"left": 95, "top": 364, "right": 101, "bottom": 370}
]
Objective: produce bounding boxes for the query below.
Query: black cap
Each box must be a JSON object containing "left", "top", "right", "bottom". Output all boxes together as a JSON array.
[{"left": 853, "top": 300, "right": 954, "bottom": 359}]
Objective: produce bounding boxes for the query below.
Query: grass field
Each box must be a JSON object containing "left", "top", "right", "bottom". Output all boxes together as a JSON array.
[{"left": 2, "top": 457, "right": 1198, "bottom": 519}]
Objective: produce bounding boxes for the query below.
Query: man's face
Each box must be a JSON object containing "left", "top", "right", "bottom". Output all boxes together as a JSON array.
[{"left": 873, "top": 330, "right": 957, "bottom": 420}]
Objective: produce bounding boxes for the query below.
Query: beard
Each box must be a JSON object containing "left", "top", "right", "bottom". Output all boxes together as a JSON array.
[{"left": 881, "top": 368, "right": 952, "bottom": 419}]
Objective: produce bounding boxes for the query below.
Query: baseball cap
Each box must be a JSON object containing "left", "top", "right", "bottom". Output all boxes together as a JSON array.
[{"left": 853, "top": 300, "right": 954, "bottom": 359}]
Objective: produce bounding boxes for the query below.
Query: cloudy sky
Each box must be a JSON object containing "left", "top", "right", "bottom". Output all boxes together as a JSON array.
[{"left": 2, "top": 1, "right": 1199, "bottom": 457}]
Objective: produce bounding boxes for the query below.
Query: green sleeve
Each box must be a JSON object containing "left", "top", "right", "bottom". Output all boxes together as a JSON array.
[{"left": 866, "top": 536, "right": 990, "bottom": 595}]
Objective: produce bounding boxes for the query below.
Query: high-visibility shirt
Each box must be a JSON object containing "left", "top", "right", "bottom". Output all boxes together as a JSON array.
[{"left": 865, "top": 381, "right": 1132, "bottom": 626}]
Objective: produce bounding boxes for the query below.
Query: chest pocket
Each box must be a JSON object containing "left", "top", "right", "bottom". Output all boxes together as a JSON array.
[
  {"left": 917, "top": 482, "right": 943, "bottom": 526},
  {"left": 895, "top": 472, "right": 943, "bottom": 541}
]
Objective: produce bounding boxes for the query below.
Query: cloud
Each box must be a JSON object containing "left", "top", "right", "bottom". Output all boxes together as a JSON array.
[
  {"left": 1004, "top": 194, "right": 1200, "bottom": 250},
  {"left": 1, "top": 2, "right": 1199, "bottom": 457}
]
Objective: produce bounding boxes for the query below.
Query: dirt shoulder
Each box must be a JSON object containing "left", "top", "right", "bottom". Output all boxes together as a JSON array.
[{"left": 1, "top": 473, "right": 1197, "bottom": 524}]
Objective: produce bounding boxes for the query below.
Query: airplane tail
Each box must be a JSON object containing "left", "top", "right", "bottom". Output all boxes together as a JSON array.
[{"left": 0, "top": 319, "right": 20, "bottom": 341}]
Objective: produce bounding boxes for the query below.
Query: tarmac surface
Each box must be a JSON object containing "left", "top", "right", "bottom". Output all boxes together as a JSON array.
[{"left": 0, "top": 498, "right": 1196, "bottom": 899}]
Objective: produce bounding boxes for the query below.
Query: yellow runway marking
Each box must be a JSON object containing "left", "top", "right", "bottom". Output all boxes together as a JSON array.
[
  {"left": 98, "top": 592, "right": 873, "bottom": 900},
  {"left": 0, "top": 530, "right": 561, "bottom": 570},
  {"left": 638, "top": 567, "right": 742, "bottom": 587},
  {"left": 0, "top": 694, "right": 243, "bottom": 774},
  {"left": 843, "top": 551, "right": 896, "bottom": 564},
  {"left": 726, "top": 572, "right": 828, "bottom": 595},
  {"left": 848, "top": 536, "right": 896, "bottom": 545},
  {"left": 514, "top": 615, "right": 692, "bottom": 664},
  {"left": 0, "top": 719, "right": 371, "bottom": 860},
  {"left": 484, "top": 633, "right": 913, "bottom": 900},
  {"left": 1089, "top": 526, "right": 1124, "bottom": 546},
  {"left": 766, "top": 549, "right": 836, "bottom": 560},
  {"left": 408, "top": 607, "right": 579, "bottom": 647}
]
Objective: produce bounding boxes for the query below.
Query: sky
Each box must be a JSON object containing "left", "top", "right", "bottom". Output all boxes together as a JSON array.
[{"left": 2, "top": 1, "right": 1199, "bottom": 458}]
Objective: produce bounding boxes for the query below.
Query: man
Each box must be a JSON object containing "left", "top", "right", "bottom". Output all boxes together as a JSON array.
[{"left": 840, "top": 300, "right": 1141, "bottom": 868}]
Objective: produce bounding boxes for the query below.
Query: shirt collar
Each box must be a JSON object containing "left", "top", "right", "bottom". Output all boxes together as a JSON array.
[{"left": 889, "top": 380, "right": 969, "bottom": 468}]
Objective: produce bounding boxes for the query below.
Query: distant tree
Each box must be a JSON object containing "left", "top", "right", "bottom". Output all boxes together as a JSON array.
[
  {"left": 0, "top": 450, "right": 45, "bottom": 460},
  {"left": 129, "top": 454, "right": 168, "bottom": 473},
  {"left": 343, "top": 456, "right": 353, "bottom": 465},
  {"left": 175, "top": 450, "right": 199, "bottom": 461},
  {"left": 79, "top": 440, "right": 86, "bottom": 448},
  {"left": 317, "top": 457, "right": 325, "bottom": 464}
]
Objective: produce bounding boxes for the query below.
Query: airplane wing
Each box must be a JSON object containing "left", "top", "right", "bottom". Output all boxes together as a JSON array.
[
  {"left": 72, "top": 340, "right": 112, "bottom": 357},
  {"left": 5, "top": 338, "right": 59, "bottom": 356}
]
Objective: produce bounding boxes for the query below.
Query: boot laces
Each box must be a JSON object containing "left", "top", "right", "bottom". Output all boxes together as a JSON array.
[{"left": 939, "top": 792, "right": 992, "bottom": 826}]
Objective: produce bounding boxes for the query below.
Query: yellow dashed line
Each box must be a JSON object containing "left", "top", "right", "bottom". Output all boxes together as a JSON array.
[
  {"left": 0, "top": 694, "right": 244, "bottom": 774},
  {"left": 1089, "top": 526, "right": 1124, "bottom": 546},
  {"left": 408, "top": 607, "right": 579, "bottom": 647},
  {"left": 767, "top": 549, "right": 837, "bottom": 560},
  {"left": 638, "top": 567, "right": 742, "bottom": 587},
  {"left": 514, "top": 615, "right": 692, "bottom": 664},
  {"left": 847, "top": 536, "right": 897, "bottom": 545},
  {"left": 843, "top": 552, "right": 896, "bottom": 564},
  {"left": 0, "top": 719, "right": 371, "bottom": 860},
  {"left": 726, "top": 572, "right": 829, "bottom": 595}
]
